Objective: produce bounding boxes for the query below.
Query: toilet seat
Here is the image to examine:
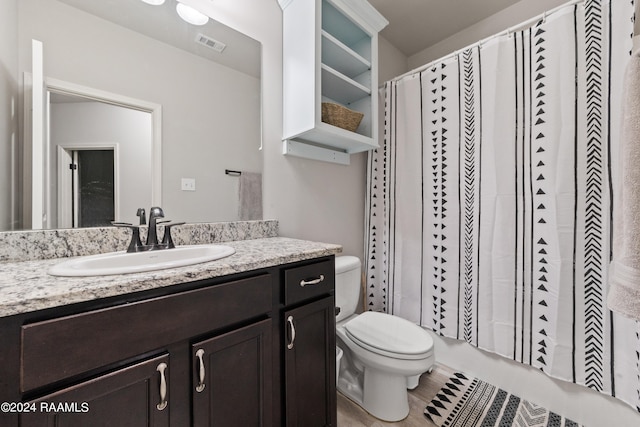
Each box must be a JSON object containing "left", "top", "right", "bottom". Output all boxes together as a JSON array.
[{"left": 344, "top": 312, "right": 433, "bottom": 360}]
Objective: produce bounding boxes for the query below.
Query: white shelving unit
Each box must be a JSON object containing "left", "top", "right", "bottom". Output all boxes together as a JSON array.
[{"left": 279, "top": 0, "right": 388, "bottom": 164}]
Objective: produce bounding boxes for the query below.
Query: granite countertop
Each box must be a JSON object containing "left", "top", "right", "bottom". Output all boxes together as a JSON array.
[{"left": 0, "top": 237, "right": 342, "bottom": 318}]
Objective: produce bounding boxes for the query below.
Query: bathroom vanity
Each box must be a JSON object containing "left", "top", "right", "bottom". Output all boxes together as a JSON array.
[{"left": 0, "top": 232, "right": 340, "bottom": 427}]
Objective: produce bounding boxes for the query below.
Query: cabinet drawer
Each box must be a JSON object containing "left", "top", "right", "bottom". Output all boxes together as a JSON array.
[
  {"left": 284, "top": 259, "right": 335, "bottom": 305},
  {"left": 21, "top": 274, "right": 272, "bottom": 392}
]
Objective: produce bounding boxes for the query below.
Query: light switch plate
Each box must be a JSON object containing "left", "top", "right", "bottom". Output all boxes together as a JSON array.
[{"left": 181, "top": 178, "right": 196, "bottom": 191}]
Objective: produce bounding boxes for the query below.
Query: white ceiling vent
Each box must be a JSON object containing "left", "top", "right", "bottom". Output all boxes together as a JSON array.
[{"left": 195, "top": 33, "right": 226, "bottom": 53}]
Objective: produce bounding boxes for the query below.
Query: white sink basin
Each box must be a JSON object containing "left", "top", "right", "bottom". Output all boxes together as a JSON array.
[{"left": 48, "top": 244, "right": 236, "bottom": 277}]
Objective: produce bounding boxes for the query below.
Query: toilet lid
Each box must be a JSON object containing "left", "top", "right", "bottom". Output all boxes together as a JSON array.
[{"left": 344, "top": 312, "right": 433, "bottom": 359}]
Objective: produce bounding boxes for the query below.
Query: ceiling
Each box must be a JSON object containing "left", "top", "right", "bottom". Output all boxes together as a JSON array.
[{"left": 368, "top": 0, "right": 523, "bottom": 57}]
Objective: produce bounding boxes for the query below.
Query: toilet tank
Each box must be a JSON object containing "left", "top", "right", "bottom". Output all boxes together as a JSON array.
[{"left": 335, "top": 256, "right": 362, "bottom": 323}]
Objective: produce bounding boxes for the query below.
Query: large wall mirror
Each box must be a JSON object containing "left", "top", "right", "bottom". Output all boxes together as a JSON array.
[{"left": 0, "top": 0, "right": 262, "bottom": 231}]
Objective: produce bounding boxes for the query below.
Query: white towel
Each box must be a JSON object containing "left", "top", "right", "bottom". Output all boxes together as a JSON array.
[
  {"left": 238, "top": 172, "right": 263, "bottom": 221},
  {"left": 607, "top": 49, "right": 640, "bottom": 320}
]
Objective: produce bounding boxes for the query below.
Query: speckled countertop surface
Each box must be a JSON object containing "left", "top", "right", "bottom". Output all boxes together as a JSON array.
[{"left": 0, "top": 237, "right": 342, "bottom": 318}]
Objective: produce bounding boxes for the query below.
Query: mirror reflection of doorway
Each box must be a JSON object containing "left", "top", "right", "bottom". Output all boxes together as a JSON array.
[
  {"left": 40, "top": 80, "right": 157, "bottom": 229},
  {"left": 57, "top": 144, "right": 119, "bottom": 229},
  {"left": 72, "top": 149, "right": 115, "bottom": 227}
]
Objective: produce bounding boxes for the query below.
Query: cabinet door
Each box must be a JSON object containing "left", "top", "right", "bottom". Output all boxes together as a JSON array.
[
  {"left": 20, "top": 354, "right": 170, "bottom": 427},
  {"left": 192, "top": 319, "right": 272, "bottom": 427},
  {"left": 284, "top": 297, "right": 336, "bottom": 427}
]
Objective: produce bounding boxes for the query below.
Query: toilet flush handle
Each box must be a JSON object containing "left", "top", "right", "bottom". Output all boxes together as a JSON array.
[{"left": 300, "top": 274, "right": 325, "bottom": 287}]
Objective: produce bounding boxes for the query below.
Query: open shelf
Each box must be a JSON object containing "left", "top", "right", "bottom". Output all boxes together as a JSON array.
[
  {"left": 321, "top": 64, "right": 370, "bottom": 105},
  {"left": 284, "top": 121, "right": 378, "bottom": 154},
  {"left": 321, "top": 30, "right": 370, "bottom": 78},
  {"left": 322, "top": 0, "right": 370, "bottom": 52}
]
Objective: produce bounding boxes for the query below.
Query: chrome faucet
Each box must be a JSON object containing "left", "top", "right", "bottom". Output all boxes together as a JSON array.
[{"left": 113, "top": 207, "right": 183, "bottom": 253}]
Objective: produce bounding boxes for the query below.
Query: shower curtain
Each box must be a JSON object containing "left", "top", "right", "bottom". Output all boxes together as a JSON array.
[{"left": 365, "top": 0, "right": 640, "bottom": 410}]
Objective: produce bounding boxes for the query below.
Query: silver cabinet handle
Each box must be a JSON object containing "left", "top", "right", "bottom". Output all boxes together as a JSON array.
[
  {"left": 286, "top": 315, "right": 296, "bottom": 350},
  {"left": 156, "top": 362, "right": 168, "bottom": 411},
  {"left": 300, "top": 274, "right": 325, "bottom": 287},
  {"left": 195, "top": 349, "right": 206, "bottom": 393}
]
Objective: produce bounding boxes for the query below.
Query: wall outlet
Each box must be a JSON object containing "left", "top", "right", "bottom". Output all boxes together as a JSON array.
[{"left": 181, "top": 178, "right": 196, "bottom": 191}]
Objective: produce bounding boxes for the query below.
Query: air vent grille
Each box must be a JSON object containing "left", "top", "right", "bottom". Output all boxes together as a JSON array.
[{"left": 195, "top": 33, "right": 226, "bottom": 53}]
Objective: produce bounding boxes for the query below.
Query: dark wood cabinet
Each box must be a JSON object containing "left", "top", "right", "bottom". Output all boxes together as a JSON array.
[
  {"left": 20, "top": 354, "right": 170, "bottom": 427},
  {"left": 284, "top": 297, "right": 336, "bottom": 427},
  {"left": 0, "top": 256, "right": 336, "bottom": 427},
  {"left": 192, "top": 319, "right": 272, "bottom": 427},
  {"left": 281, "top": 258, "right": 336, "bottom": 427},
  {"left": 19, "top": 274, "right": 272, "bottom": 393}
]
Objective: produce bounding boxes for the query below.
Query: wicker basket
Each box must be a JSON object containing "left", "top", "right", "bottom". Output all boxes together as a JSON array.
[{"left": 321, "top": 102, "right": 364, "bottom": 132}]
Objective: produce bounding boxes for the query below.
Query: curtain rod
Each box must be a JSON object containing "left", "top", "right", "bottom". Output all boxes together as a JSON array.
[{"left": 391, "top": 0, "right": 585, "bottom": 82}]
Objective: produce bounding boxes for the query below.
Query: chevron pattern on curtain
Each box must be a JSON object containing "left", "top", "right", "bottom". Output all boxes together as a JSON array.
[{"left": 364, "top": 0, "right": 640, "bottom": 410}]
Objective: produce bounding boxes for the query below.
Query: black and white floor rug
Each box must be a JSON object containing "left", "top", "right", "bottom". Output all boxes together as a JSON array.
[{"left": 424, "top": 372, "right": 582, "bottom": 427}]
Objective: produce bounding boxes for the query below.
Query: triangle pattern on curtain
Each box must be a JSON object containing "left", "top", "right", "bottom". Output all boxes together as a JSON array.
[{"left": 365, "top": 0, "right": 640, "bottom": 411}]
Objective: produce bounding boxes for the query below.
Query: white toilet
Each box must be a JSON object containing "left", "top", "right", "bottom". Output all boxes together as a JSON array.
[{"left": 335, "top": 256, "right": 435, "bottom": 422}]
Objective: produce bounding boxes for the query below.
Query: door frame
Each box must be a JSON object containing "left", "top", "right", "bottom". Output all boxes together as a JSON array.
[
  {"left": 24, "top": 69, "right": 162, "bottom": 229},
  {"left": 57, "top": 144, "right": 120, "bottom": 229}
]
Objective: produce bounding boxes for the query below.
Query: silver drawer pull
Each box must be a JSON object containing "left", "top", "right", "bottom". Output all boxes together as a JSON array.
[
  {"left": 300, "top": 274, "right": 325, "bottom": 287},
  {"left": 286, "top": 315, "right": 296, "bottom": 350},
  {"left": 195, "top": 349, "right": 206, "bottom": 392},
  {"left": 156, "top": 362, "right": 168, "bottom": 411}
]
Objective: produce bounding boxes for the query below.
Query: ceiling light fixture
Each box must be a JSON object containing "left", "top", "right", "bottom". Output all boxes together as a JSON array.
[
  {"left": 140, "top": 0, "right": 166, "bottom": 5},
  {"left": 176, "top": 3, "right": 209, "bottom": 26}
]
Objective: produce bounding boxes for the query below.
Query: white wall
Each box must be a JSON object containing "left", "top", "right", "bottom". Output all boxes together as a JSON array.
[
  {"left": 0, "top": 0, "right": 18, "bottom": 230},
  {"left": 18, "top": 0, "right": 261, "bottom": 225},
  {"left": 378, "top": 36, "right": 408, "bottom": 83},
  {"left": 50, "top": 101, "right": 152, "bottom": 226}
]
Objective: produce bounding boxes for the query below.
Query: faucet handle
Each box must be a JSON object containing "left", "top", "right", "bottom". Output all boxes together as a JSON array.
[
  {"left": 111, "top": 221, "right": 143, "bottom": 253},
  {"left": 111, "top": 221, "right": 133, "bottom": 227},
  {"left": 160, "top": 221, "right": 185, "bottom": 249},
  {"left": 136, "top": 208, "right": 147, "bottom": 225}
]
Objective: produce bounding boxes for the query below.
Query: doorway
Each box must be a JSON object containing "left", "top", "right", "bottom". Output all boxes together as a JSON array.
[
  {"left": 57, "top": 144, "right": 119, "bottom": 229},
  {"left": 73, "top": 149, "right": 115, "bottom": 227}
]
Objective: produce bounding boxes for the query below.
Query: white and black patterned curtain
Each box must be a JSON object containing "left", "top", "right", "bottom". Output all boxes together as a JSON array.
[{"left": 365, "top": 0, "right": 640, "bottom": 410}]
